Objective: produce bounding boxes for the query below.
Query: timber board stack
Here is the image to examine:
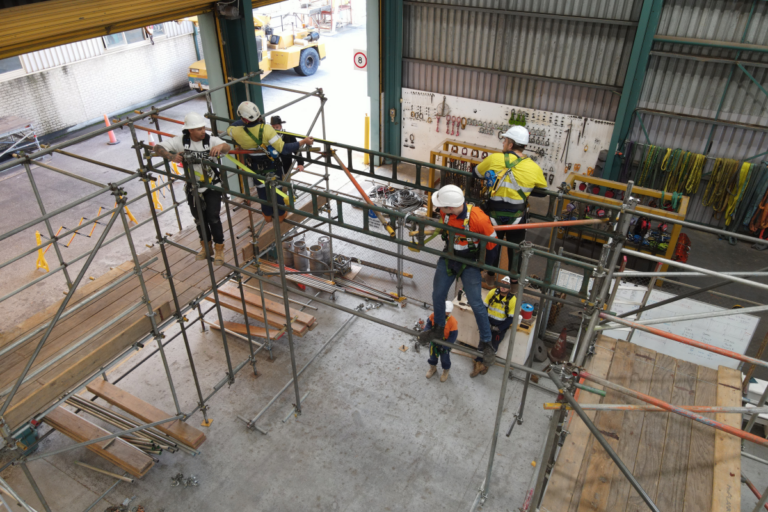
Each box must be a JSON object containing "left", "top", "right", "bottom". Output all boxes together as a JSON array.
[
  {"left": 539, "top": 335, "right": 741, "bottom": 512},
  {"left": 0, "top": 197, "right": 321, "bottom": 434}
]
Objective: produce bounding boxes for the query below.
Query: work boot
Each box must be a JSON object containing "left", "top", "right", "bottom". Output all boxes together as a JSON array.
[
  {"left": 482, "top": 343, "right": 496, "bottom": 366},
  {"left": 196, "top": 240, "right": 212, "bottom": 261},
  {"left": 440, "top": 369, "right": 450, "bottom": 382},
  {"left": 470, "top": 361, "right": 484, "bottom": 378},
  {"left": 278, "top": 212, "right": 287, "bottom": 222},
  {"left": 263, "top": 214, "right": 273, "bottom": 223},
  {"left": 482, "top": 272, "right": 495, "bottom": 290},
  {"left": 426, "top": 365, "right": 437, "bottom": 379},
  {"left": 214, "top": 243, "right": 225, "bottom": 266}
]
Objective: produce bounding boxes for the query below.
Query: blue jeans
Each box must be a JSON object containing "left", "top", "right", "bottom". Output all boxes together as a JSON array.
[
  {"left": 432, "top": 258, "right": 492, "bottom": 343},
  {"left": 256, "top": 185, "right": 285, "bottom": 217}
]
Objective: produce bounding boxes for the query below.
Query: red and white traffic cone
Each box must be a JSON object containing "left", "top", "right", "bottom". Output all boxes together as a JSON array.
[
  {"left": 148, "top": 132, "right": 156, "bottom": 147},
  {"left": 103, "top": 114, "right": 120, "bottom": 145},
  {"left": 548, "top": 327, "right": 569, "bottom": 362}
]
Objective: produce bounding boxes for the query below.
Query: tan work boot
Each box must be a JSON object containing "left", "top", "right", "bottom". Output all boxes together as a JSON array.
[
  {"left": 482, "top": 272, "right": 495, "bottom": 290},
  {"left": 440, "top": 369, "right": 450, "bottom": 382},
  {"left": 470, "top": 361, "right": 483, "bottom": 378},
  {"left": 214, "top": 243, "right": 225, "bottom": 266},
  {"left": 196, "top": 240, "right": 212, "bottom": 261},
  {"left": 426, "top": 365, "right": 437, "bottom": 379}
]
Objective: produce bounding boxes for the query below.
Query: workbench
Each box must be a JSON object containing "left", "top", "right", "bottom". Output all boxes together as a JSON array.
[{"left": 539, "top": 335, "right": 741, "bottom": 512}]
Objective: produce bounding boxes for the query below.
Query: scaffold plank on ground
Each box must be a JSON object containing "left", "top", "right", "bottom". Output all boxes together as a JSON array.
[
  {"left": 205, "top": 294, "right": 308, "bottom": 336},
  {"left": 683, "top": 367, "right": 717, "bottom": 512},
  {"left": 210, "top": 320, "right": 282, "bottom": 340},
  {"left": 217, "top": 282, "right": 317, "bottom": 327},
  {"left": 711, "top": 366, "right": 741, "bottom": 512},
  {"left": 86, "top": 378, "right": 206, "bottom": 449},
  {"left": 539, "top": 336, "right": 616, "bottom": 512},
  {"left": 44, "top": 407, "right": 154, "bottom": 478}
]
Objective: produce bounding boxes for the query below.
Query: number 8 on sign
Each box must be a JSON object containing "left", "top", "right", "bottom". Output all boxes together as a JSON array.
[{"left": 353, "top": 49, "right": 367, "bottom": 71}]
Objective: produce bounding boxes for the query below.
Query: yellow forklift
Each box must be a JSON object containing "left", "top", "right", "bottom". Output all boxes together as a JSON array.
[{"left": 188, "top": 14, "right": 326, "bottom": 90}]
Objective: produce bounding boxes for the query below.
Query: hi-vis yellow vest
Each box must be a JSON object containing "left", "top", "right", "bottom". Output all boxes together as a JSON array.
[
  {"left": 227, "top": 123, "right": 285, "bottom": 153},
  {"left": 484, "top": 288, "right": 515, "bottom": 321}
]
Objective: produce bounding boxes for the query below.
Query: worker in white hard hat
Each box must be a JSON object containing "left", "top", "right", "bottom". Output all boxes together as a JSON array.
[
  {"left": 474, "top": 125, "right": 547, "bottom": 289},
  {"left": 417, "top": 184, "right": 499, "bottom": 367},
  {"left": 471, "top": 276, "right": 516, "bottom": 378},
  {"left": 425, "top": 301, "right": 458, "bottom": 382},
  {"left": 227, "top": 101, "right": 314, "bottom": 223},
  {"left": 154, "top": 112, "right": 232, "bottom": 265}
]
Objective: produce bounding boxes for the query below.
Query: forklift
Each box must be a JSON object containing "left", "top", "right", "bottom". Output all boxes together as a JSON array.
[{"left": 187, "top": 14, "right": 327, "bottom": 90}]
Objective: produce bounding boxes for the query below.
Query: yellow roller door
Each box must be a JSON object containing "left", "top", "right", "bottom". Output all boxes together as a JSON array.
[{"left": 0, "top": 0, "right": 215, "bottom": 59}]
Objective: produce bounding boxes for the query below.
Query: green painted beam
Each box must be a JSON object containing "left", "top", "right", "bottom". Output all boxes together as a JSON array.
[
  {"left": 603, "top": 0, "right": 664, "bottom": 181},
  {"left": 381, "top": 0, "right": 403, "bottom": 158},
  {"left": 218, "top": 0, "right": 265, "bottom": 115},
  {"left": 654, "top": 35, "right": 768, "bottom": 54}
]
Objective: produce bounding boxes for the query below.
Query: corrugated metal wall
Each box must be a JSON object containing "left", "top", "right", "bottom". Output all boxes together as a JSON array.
[
  {"left": 628, "top": 0, "right": 768, "bottom": 225},
  {"left": 402, "top": 0, "right": 643, "bottom": 120},
  {"left": 20, "top": 21, "right": 195, "bottom": 73}
]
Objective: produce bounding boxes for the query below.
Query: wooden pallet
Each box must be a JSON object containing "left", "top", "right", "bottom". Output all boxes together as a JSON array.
[
  {"left": 539, "top": 336, "right": 741, "bottom": 512},
  {"left": 44, "top": 407, "right": 153, "bottom": 478}
]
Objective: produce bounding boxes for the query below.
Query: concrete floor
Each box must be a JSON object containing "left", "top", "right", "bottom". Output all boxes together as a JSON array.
[{"left": 3, "top": 21, "right": 768, "bottom": 512}]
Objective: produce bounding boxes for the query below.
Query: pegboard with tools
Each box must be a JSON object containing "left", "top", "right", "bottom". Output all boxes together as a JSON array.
[{"left": 400, "top": 88, "right": 615, "bottom": 186}]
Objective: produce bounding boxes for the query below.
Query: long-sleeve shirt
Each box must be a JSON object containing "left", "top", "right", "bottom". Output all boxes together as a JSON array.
[
  {"left": 425, "top": 313, "right": 458, "bottom": 344},
  {"left": 474, "top": 152, "right": 548, "bottom": 215}
]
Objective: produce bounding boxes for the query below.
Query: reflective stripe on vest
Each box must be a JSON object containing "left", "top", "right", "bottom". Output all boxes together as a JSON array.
[
  {"left": 490, "top": 155, "right": 531, "bottom": 205},
  {"left": 487, "top": 291, "right": 514, "bottom": 321},
  {"left": 442, "top": 204, "right": 477, "bottom": 252}
]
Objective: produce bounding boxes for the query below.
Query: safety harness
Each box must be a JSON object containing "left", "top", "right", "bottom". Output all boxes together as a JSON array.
[
  {"left": 484, "top": 154, "right": 529, "bottom": 220},
  {"left": 440, "top": 204, "right": 479, "bottom": 277},
  {"left": 182, "top": 132, "right": 220, "bottom": 187},
  {"left": 243, "top": 125, "right": 280, "bottom": 183},
  {"left": 429, "top": 314, "right": 453, "bottom": 358},
  {"left": 487, "top": 289, "right": 514, "bottom": 321}
]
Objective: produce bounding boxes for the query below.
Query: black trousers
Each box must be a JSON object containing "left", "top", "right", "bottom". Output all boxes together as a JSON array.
[
  {"left": 489, "top": 215, "right": 526, "bottom": 279},
  {"left": 187, "top": 188, "right": 224, "bottom": 244}
]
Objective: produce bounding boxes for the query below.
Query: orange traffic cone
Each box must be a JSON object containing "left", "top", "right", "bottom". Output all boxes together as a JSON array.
[
  {"left": 148, "top": 132, "right": 156, "bottom": 147},
  {"left": 103, "top": 114, "right": 120, "bottom": 145},
  {"left": 548, "top": 327, "right": 569, "bottom": 362}
]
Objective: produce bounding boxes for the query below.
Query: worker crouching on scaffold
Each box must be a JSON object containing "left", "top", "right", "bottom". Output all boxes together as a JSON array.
[
  {"left": 417, "top": 185, "right": 499, "bottom": 368},
  {"left": 474, "top": 126, "right": 548, "bottom": 290},
  {"left": 425, "top": 301, "right": 459, "bottom": 383},
  {"left": 227, "top": 101, "right": 314, "bottom": 222},
  {"left": 471, "top": 276, "right": 516, "bottom": 378},
  {"left": 154, "top": 112, "right": 231, "bottom": 265}
]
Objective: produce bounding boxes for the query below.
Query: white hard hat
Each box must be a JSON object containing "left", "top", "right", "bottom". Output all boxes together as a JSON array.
[
  {"left": 431, "top": 185, "right": 465, "bottom": 208},
  {"left": 183, "top": 112, "right": 206, "bottom": 130},
  {"left": 445, "top": 301, "right": 454, "bottom": 314},
  {"left": 501, "top": 276, "right": 511, "bottom": 285},
  {"left": 502, "top": 125, "right": 529, "bottom": 145},
  {"left": 237, "top": 101, "right": 261, "bottom": 122}
]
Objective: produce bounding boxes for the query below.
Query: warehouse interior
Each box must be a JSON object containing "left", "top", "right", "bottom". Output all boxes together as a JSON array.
[{"left": 1, "top": 1, "right": 768, "bottom": 511}]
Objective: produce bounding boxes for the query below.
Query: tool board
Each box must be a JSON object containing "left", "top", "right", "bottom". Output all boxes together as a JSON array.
[
  {"left": 400, "top": 88, "right": 615, "bottom": 187},
  {"left": 556, "top": 269, "right": 757, "bottom": 370}
]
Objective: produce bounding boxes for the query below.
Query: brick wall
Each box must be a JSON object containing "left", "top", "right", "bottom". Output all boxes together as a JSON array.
[{"left": 0, "top": 34, "right": 198, "bottom": 136}]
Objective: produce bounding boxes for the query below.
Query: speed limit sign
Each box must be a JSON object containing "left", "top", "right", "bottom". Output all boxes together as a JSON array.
[{"left": 353, "top": 49, "right": 367, "bottom": 71}]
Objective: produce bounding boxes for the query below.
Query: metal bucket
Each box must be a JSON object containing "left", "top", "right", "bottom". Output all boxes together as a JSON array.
[
  {"left": 318, "top": 236, "right": 332, "bottom": 266},
  {"left": 309, "top": 244, "right": 328, "bottom": 277},
  {"left": 282, "top": 239, "right": 295, "bottom": 268},
  {"left": 293, "top": 240, "right": 309, "bottom": 272}
]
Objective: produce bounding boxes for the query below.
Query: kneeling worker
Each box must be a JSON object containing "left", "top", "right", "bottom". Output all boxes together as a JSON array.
[
  {"left": 471, "top": 276, "right": 516, "bottom": 378},
  {"left": 417, "top": 185, "right": 499, "bottom": 367},
  {"left": 154, "top": 112, "right": 231, "bottom": 265},
  {"left": 425, "top": 301, "right": 458, "bottom": 382},
  {"left": 227, "top": 101, "right": 314, "bottom": 222}
]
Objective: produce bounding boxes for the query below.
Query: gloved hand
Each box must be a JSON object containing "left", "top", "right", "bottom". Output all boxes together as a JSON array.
[
  {"left": 483, "top": 170, "right": 496, "bottom": 188},
  {"left": 491, "top": 325, "right": 500, "bottom": 333}
]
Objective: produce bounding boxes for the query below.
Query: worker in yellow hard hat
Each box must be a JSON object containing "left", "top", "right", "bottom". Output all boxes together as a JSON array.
[{"left": 474, "top": 126, "right": 547, "bottom": 289}]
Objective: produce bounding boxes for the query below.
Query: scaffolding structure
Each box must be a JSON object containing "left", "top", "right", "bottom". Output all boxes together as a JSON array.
[{"left": 0, "top": 76, "right": 767, "bottom": 512}]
